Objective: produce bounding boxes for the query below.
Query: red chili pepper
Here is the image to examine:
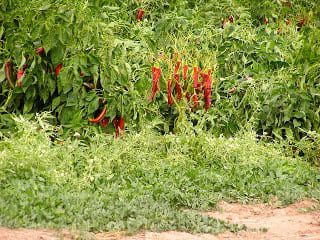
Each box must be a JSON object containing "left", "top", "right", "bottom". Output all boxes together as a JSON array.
[
  {"left": 174, "top": 61, "right": 181, "bottom": 75},
  {"left": 168, "top": 78, "right": 174, "bottom": 106},
  {"left": 193, "top": 67, "right": 199, "bottom": 89},
  {"left": 229, "top": 14, "right": 234, "bottom": 23},
  {"left": 297, "top": 17, "right": 306, "bottom": 31},
  {"left": 174, "top": 74, "right": 182, "bottom": 101},
  {"left": 201, "top": 73, "right": 212, "bottom": 111},
  {"left": 183, "top": 65, "right": 188, "bottom": 81},
  {"left": 119, "top": 117, "right": 124, "bottom": 130},
  {"left": 17, "top": 70, "right": 24, "bottom": 87},
  {"left": 5, "top": 61, "right": 14, "bottom": 89},
  {"left": 230, "top": 87, "right": 236, "bottom": 94},
  {"left": 285, "top": 19, "right": 290, "bottom": 25},
  {"left": 102, "top": 117, "right": 109, "bottom": 127},
  {"left": 113, "top": 118, "right": 120, "bottom": 138},
  {"left": 192, "top": 94, "right": 198, "bottom": 109},
  {"left": 264, "top": 16, "right": 268, "bottom": 25},
  {"left": 281, "top": 1, "right": 292, "bottom": 7},
  {"left": 207, "top": 69, "right": 212, "bottom": 77},
  {"left": 186, "top": 92, "right": 190, "bottom": 103},
  {"left": 89, "top": 107, "right": 107, "bottom": 123},
  {"left": 55, "top": 62, "right": 63, "bottom": 76},
  {"left": 222, "top": 20, "right": 227, "bottom": 28},
  {"left": 119, "top": 117, "right": 125, "bottom": 137},
  {"left": 137, "top": 10, "right": 145, "bottom": 22},
  {"left": 80, "top": 72, "right": 84, "bottom": 77},
  {"left": 35, "top": 47, "right": 44, "bottom": 55},
  {"left": 148, "top": 67, "right": 161, "bottom": 101}
]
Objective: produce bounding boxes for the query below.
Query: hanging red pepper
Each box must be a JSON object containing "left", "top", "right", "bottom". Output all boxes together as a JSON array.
[
  {"left": 148, "top": 67, "right": 161, "bottom": 101},
  {"left": 35, "top": 47, "right": 44, "bottom": 55},
  {"left": 17, "top": 70, "right": 24, "bottom": 87},
  {"left": 186, "top": 92, "right": 190, "bottom": 103},
  {"left": 194, "top": 67, "right": 202, "bottom": 96},
  {"left": 168, "top": 78, "right": 174, "bottom": 106},
  {"left": 137, "top": 10, "right": 145, "bottom": 22},
  {"left": 173, "top": 61, "right": 182, "bottom": 101},
  {"left": 113, "top": 117, "right": 120, "bottom": 138},
  {"left": 285, "top": 19, "right": 290, "bottom": 25},
  {"left": 89, "top": 106, "right": 107, "bottom": 123},
  {"left": 119, "top": 117, "right": 125, "bottom": 137},
  {"left": 281, "top": 1, "right": 292, "bottom": 7},
  {"left": 201, "top": 72, "right": 212, "bottom": 111},
  {"left": 264, "top": 16, "right": 268, "bottom": 25},
  {"left": 229, "top": 14, "right": 234, "bottom": 23},
  {"left": 297, "top": 17, "right": 306, "bottom": 31},
  {"left": 193, "top": 67, "right": 199, "bottom": 89},
  {"left": 192, "top": 94, "right": 198, "bottom": 109},
  {"left": 102, "top": 117, "right": 109, "bottom": 127},
  {"left": 174, "top": 74, "right": 182, "bottom": 101},
  {"left": 222, "top": 20, "right": 227, "bottom": 28},
  {"left": 119, "top": 117, "right": 124, "bottom": 130},
  {"left": 183, "top": 65, "right": 188, "bottom": 81},
  {"left": 207, "top": 69, "right": 212, "bottom": 77},
  {"left": 5, "top": 61, "right": 14, "bottom": 89},
  {"left": 230, "top": 87, "right": 236, "bottom": 94},
  {"left": 174, "top": 61, "right": 181, "bottom": 75},
  {"left": 55, "top": 62, "right": 63, "bottom": 76}
]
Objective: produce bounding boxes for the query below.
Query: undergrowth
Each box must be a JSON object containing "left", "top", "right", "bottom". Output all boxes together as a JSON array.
[{"left": 0, "top": 114, "right": 319, "bottom": 233}]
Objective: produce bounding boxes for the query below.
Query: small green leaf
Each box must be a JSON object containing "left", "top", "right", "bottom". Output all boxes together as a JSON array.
[
  {"left": 39, "top": 4, "right": 51, "bottom": 11},
  {"left": 293, "top": 119, "right": 301, "bottom": 128},
  {"left": 87, "top": 97, "right": 99, "bottom": 114}
]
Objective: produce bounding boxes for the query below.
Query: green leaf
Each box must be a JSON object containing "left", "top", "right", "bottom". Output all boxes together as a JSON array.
[
  {"left": 23, "top": 99, "right": 33, "bottom": 113},
  {"left": 50, "top": 46, "right": 64, "bottom": 67},
  {"left": 39, "top": 4, "right": 51, "bottom": 11},
  {"left": 0, "top": 63, "right": 5, "bottom": 83},
  {"left": 87, "top": 97, "right": 99, "bottom": 114},
  {"left": 52, "top": 96, "right": 61, "bottom": 111},
  {"left": 293, "top": 119, "right": 301, "bottom": 128},
  {"left": 294, "top": 111, "right": 306, "bottom": 119},
  {"left": 0, "top": 25, "right": 4, "bottom": 40},
  {"left": 66, "top": 92, "right": 78, "bottom": 107}
]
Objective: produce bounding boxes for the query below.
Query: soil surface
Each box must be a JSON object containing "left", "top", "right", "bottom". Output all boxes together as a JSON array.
[{"left": 1, "top": 200, "right": 319, "bottom": 240}]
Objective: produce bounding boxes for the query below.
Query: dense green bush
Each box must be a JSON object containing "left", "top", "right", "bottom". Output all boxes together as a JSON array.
[
  {"left": 0, "top": 0, "right": 319, "bottom": 140},
  {"left": 0, "top": 115, "right": 319, "bottom": 232}
]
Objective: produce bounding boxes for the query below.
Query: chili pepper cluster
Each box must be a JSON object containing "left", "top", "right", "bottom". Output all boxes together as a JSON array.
[
  {"left": 148, "top": 53, "right": 214, "bottom": 112},
  {"left": 89, "top": 106, "right": 125, "bottom": 138},
  {"left": 4, "top": 46, "right": 66, "bottom": 89}
]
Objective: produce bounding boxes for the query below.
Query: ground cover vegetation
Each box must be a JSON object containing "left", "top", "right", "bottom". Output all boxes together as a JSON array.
[
  {"left": 0, "top": 115, "right": 320, "bottom": 234},
  {"left": 1, "top": 0, "right": 320, "bottom": 235}
]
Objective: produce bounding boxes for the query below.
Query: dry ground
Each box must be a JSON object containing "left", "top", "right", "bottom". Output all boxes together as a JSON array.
[{"left": 1, "top": 200, "right": 319, "bottom": 240}]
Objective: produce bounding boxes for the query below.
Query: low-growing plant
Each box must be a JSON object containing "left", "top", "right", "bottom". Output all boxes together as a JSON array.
[{"left": 0, "top": 115, "right": 319, "bottom": 233}]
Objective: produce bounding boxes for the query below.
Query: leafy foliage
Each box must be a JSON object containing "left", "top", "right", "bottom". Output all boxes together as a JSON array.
[
  {"left": 0, "top": 116, "right": 319, "bottom": 232},
  {"left": 0, "top": 0, "right": 320, "bottom": 140}
]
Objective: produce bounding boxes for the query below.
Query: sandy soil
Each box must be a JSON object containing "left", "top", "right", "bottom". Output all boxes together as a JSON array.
[{"left": 1, "top": 200, "right": 319, "bottom": 240}]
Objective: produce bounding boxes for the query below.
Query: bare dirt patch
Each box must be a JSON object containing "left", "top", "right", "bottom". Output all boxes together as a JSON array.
[{"left": 1, "top": 200, "right": 319, "bottom": 240}]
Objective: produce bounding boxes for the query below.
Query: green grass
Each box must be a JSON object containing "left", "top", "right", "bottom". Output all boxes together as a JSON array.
[{"left": 0, "top": 115, "right": 319, "bottom": 234}]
